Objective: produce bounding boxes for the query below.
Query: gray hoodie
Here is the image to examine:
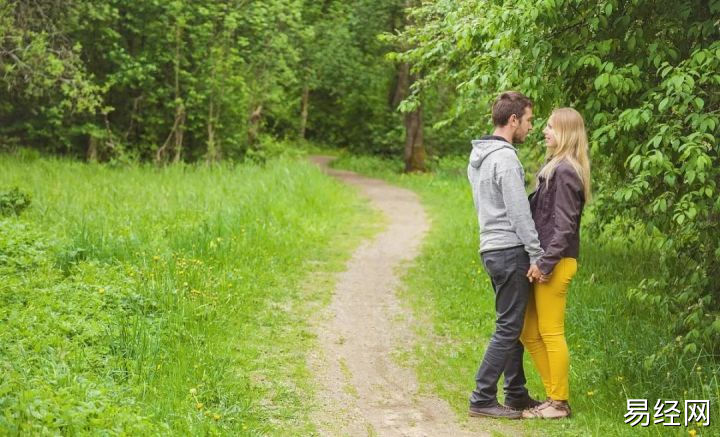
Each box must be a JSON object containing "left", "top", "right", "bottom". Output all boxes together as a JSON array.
[{"left": 467, "top": 136, "right": 543, "bottom": 264}]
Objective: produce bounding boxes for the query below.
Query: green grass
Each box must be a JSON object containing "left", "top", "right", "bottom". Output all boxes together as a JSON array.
[
  {"left": 333, "top": 153, "right": 719, "bottom": 437},
  {"left": 0, "top": 155, "right": 379, "bottom": 435}
]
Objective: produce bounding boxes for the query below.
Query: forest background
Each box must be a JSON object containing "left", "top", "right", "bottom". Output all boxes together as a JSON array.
[{"left": 1, "top": 0, "right": 719, "bottom": 435}]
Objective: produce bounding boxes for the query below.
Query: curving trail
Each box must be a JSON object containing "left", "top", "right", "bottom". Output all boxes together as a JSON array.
[{"left": 307, "top": 156, "right": 487, "bottom": 437}]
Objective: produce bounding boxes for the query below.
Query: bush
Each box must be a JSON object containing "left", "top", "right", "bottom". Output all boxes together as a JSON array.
[{"left": 0, "top": 187, "right": 31, "bottom": 216}]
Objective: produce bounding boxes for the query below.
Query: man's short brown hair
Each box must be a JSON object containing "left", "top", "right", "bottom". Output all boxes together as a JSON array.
[{"left": 492, "top": 91, "right": 533, "bottom": 127}]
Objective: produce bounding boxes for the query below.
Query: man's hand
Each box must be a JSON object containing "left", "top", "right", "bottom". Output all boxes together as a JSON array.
[{"left": 527, "top": 264, "right": 549, "bottom": 283}]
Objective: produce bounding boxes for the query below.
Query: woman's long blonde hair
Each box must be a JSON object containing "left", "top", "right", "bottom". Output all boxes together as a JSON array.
[{"left": 537, "top": 107, "right": 592, "bottom": 201}]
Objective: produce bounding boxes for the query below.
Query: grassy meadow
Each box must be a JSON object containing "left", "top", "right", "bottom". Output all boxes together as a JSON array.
[
  {"left": 333, "top": 154, "right": 719, "bottom": 437},
  {"left": 0, "top": 155, "right": 379, "bottom": 435},
  {"left": 2, "top": 149, "right": 716, "bottom": 436}
]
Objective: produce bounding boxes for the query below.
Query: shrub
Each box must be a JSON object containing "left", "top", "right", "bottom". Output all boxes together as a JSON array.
[{"left": 0, "top": 187, "right": 31, "bottom": 216}]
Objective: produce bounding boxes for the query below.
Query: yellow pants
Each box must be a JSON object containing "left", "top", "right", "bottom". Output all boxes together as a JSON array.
[{"left": 520, "top": 257, "right": 577, "bottom": 401}]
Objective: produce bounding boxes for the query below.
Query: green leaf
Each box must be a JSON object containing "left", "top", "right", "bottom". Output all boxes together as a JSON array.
[
  {"left": 709, "top": 319, "right": 720, "bottom": 335},
  {"left": 594, "top": 74, "right": 609, "bottom": 90},
  {"left": 658, "top": 97, "right": 670, "bottom": 112},
  {"left": 683, "top": 342, "right": 696, "bottom": 355},
  {"left": 627, "top": 35, "right": 636, "bottom": 51},
  {"left": 686, "top": 170, "right": 696, "bottom": 184},
  {"left": 643, "top": 354, "right": 655, "bottom": 370}
]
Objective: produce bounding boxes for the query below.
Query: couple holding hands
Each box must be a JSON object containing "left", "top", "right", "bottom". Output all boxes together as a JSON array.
[{"left": 467, "top": 91, "right": 591, "bottom": 420}]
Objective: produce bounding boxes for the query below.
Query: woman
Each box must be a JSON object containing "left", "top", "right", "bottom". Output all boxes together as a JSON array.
[{"left": 520, "top": 107, "right": 591, "bottom": 419}]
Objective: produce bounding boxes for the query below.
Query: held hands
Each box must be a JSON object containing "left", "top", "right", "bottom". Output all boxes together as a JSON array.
[{"left": 527, "top": 264, "right": 549, "bottom": 283}]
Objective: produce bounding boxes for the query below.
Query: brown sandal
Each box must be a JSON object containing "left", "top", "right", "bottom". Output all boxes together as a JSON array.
[{"left": 522, "top": 400, "right": 572, "bottom": 419}]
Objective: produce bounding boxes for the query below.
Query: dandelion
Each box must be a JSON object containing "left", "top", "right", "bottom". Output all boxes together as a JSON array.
[
  {"left": 213, "top": 413, "right": 221, "bottom": 420},
  {"left": 99, "top": 288, "right": 105, "bottom": 294},
  {"left": 587, "top": 390, "right": 595, "bottom": 396},
  {"left": 196, "top": 402, "right": 204, "bottom": 410},
  {"left": 688, "top": 429, "right": 697, "bottom": 436}
]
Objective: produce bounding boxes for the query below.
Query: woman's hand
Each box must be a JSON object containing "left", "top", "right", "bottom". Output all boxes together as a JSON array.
[{"left": 527, "top": 264, "right": 550, "bottom": 283}]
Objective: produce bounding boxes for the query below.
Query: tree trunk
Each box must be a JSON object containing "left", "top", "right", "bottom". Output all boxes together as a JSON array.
[
  {"left": 207, "top": 99, "right": 216, "bottom": 163},
  {"left": 404, "top": 104, "right": 425, "bottom": 172},
  {"left": 206, "top": 48, "right": 219, "bottom": 163},
  {"left": 171, "top": 23, "right": 184, "bottom": 164},
  {"left": 86, "top": 136, "right": 98, "bottom": 162},
  {"left": 156, "top": 19, "right": 185, "bottom": 165},
  {"left": 397, "top": 0, "right": 425, "bottom": 172},
  {"left": 299, "top": 85, "right": 310, "bottom": 139},
  {"left": 172, "top": 107, "right": 185, "bottom": 164},
  {"left": 391, "top": 63, "right": 410, "bottom": 109},
  {"left": 156, "top": 104, "right": 185, "bottom": 164},
  {"left": 396, "top": 62, "right": 425, "bottom": 172},
  {"left": 248, "top": 104, "right": 263, "bottom": 146}
]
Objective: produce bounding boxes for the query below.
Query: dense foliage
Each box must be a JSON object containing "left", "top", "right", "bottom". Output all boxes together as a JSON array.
[
  {"left": 393, "top": 0, "right": 720, "bottom": 367},
  {"left": 0, "top": 0, "right": 404, "bottom": 161}
]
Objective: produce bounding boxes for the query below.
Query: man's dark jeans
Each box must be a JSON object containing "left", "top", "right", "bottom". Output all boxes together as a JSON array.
[{"left": 470, "top": 245, "right": 531, "bottom": 407}]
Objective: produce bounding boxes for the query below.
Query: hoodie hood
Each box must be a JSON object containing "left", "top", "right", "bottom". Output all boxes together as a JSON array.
[{"left": 469, "top": 137, "right": 516, "bottom": 169}]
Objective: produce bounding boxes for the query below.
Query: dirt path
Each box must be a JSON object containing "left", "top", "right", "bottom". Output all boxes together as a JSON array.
[{"left": 307, "top": 156, "right": 487, "bottom": 437}]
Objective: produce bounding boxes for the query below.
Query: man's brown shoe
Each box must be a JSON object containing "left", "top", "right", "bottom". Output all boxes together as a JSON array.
[
  {"left": 504, "top": 396, "right": 545, "bottom": 411},
  {"left": 469, "top": 403, "right": 522, "bottom": 419}
]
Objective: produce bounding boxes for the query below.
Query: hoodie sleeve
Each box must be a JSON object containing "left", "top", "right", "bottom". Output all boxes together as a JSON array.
[{"left": 496, "top": 166, "right": 544, "bottom": 264}]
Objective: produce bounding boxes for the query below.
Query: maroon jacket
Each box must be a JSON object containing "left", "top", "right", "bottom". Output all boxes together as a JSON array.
[{"left": 529, "top": 161, "right": 585, "bottom": 275}]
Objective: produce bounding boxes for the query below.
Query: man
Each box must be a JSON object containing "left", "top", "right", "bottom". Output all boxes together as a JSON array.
[{"left": 467, "top": 91, "right": 545, "bottom": 419}]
